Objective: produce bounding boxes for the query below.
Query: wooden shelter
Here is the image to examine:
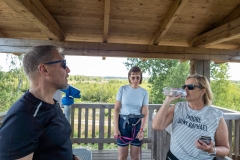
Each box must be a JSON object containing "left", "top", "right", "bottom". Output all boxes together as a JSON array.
[
  {"left": 1, "top": 1, "right": 240, "bottom": 159},
  {"left": 0, "top": 0, "right": 240, "bottom": 78}
]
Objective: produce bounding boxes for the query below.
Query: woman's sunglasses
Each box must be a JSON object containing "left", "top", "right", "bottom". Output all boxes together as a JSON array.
[
  {"left": 182, "top": 84, "right": 203, "bottom": 90},
  {"left": 44, "top": 60, "right": 67, "bottom": 69},
  {"left": 130, "top": 76, "right": 141, "bottom": 80}
]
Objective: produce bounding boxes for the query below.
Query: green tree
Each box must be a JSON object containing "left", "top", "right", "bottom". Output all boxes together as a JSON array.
[
  {"left": 210, "top": 63, "right": 240, "bottom": 111},
  {"left": 0, "top": 54, "right": 28, "bottom": 112},
  {"left": 124, "top": 58, "right": 189, "bottom": 104},
  {"left": 124, "top": 58, "right": 240, "bottom": 111}
]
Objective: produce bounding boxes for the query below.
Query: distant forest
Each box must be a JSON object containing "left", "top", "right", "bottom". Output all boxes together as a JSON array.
[
  {"left": 1, "top": 55, "right": 240, "bottom": 112},
  {"left": 67, "top": 75, "right": 150, "bottom": 104}
]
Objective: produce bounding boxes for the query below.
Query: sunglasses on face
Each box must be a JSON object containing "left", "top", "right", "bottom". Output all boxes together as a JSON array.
[
  {"left": 130, "top": 76, "right": 141, "bottom": 80},
  {"left": 182, "top": 84, "right": 203, "bottom": 90},
  {"left": 44, "top": 60, "right": 67, "bottom": 69}
]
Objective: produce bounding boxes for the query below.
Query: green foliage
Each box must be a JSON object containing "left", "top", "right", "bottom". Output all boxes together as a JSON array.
[
  {"left": 210, "top": 63, "right": 230, "bottom": 80},
  {"left": 0, "top": 54, "right": 29, "bottom": 112},
  {"left": 1, "top": 55, "right": 240, "bottom": 113},
  {"left": 210, "top": 63, "right": 240, "bottom": 111},
  {"left": 124, "top": 59, "right": 240, "bottom": 111},
  {"left": 71, "top": 78, "right": 128, "bottom": 103},
  {"left": 70, "top": 76, "right": 150, "bottom": 103},
  {"left": 124, "top": 58, "right": 189, "bottom": 104}
]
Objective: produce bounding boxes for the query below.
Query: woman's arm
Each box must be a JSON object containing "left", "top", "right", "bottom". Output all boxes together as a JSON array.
[
  {"left": 213, "top": 117, "right": 230, "bottom": 157},
  {"left": 140, "top": 105, "right": 148, "bottom": 131},
  {"left": 136, "top": 105, "right": 148, "bottom": 140},
  {"left": 152, "top": 96, "right": 180, "bottom": 130},
  {"left": 196, "top": 117, "right": 230, "bottom": 157},
  {"left": 113, "top": 100, "right": 121, "bottom": 137}
]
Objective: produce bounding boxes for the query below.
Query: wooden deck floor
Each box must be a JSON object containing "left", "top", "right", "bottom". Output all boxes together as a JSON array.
[{"left": 91, "top": 149, "right": 152, "bottom": 160}]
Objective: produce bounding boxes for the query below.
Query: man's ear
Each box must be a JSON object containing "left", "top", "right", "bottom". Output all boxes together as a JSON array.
[{"left": 38, "top": 65, "right": 48, "bottom": 74}]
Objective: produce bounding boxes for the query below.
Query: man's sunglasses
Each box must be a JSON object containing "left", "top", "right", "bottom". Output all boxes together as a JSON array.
[
  {"left": 131, "top": 76, "right": 141, "bottom": 80},
  {"left": 44, "top": 60, "right": 66, "bottom": 69},
  {"left": 182, "top": 84, "right": 203, "bottom": 90}
]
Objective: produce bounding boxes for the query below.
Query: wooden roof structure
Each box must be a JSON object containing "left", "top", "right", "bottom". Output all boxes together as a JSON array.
[{"left": 0, "top": 0, "right": 240, "bottom": 63}]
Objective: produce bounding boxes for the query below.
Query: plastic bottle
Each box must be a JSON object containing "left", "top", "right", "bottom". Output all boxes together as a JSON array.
[{"left": 162, "top": 87, "right": 187, "bottom": 97}]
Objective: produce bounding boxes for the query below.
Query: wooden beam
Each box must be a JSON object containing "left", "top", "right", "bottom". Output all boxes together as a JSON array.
[
  {"left": 179, "top": 59, "right": 188, "bottom": 63},
  {"left": 0, "top": 32, "right": 5, "bottom": 38},
  {"left": 4, "top": 0, "right": 64, "bottom": 41},
  {"left": 214, "top": 61, "right": 226, "bottom": 64},
  {"left": 141, "top": 58, "right": 148, "bottom": 61},
  {"left": 191, "top": 17, "right": 240, "bottom": 47},
  {"left": 217, "top": 6, "right": 240, "bottom": 26},
  {"left": 0, "top": 38, "right": 240, "bottom": 62},
  {"left": 150, "top": 0, "right": 188, "bottom": 45},
  {"left": 103, "top": 0, "right": 110, "bottom": 43},
  {"left": 11, "top": 53, "right": 24, "bottom": 56},
  {"left": 190, "top": 60, "right": 210, "bottom": 82}
]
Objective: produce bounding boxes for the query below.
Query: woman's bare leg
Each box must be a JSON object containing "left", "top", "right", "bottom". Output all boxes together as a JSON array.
[
  {"left": 130, "top": 145, "right": 140, "bottom": 160},
  {"left": 118, "top": 146, "right": 129, "bottom": 160}
]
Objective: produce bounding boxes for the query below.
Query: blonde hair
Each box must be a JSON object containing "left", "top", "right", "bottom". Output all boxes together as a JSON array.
[{"left": 186, "top": 74, "right": 213, "bottom": 106}]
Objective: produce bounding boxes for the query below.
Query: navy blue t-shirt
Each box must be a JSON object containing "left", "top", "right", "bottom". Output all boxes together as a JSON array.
[{"left": 0, "top": 91, "right": 73, "bottom": 160}]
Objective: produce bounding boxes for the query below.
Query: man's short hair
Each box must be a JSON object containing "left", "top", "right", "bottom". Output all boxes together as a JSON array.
[{"left": 23, "top": 45, "right": 63, "bottom": 79}]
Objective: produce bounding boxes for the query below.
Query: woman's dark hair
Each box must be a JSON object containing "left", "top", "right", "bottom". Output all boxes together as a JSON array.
[{"left": 128, "top": 66, "right": 143, "bottom": 84}]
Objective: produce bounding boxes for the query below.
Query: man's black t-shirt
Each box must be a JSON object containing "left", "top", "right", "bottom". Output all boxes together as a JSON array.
[{"left": 0, "top": 91, "right": 72, "bottom": 160}]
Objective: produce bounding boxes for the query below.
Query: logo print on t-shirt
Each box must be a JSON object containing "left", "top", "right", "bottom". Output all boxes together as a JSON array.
[{"left": 177, "top": 115, "right": 207, "bottom": 131}]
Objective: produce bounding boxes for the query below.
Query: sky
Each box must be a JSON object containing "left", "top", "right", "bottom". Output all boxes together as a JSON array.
[{"left": 0, "top": 53, "right": 240, "bottom": 80}]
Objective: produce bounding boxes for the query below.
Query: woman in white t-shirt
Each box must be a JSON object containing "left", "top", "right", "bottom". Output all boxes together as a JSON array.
[{"left": 152, "top": 74, "right": 229, "bottom": 160}]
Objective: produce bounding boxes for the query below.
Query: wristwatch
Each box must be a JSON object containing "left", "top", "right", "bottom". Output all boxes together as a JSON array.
[{"left": 208, "top": 147, "right": 217, "bottom": 156}]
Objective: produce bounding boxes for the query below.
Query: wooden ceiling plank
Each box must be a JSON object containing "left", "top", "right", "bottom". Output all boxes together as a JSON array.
[
  {"left": 217, "top": 6, "right": 240, "bottom": 26},
  {"left": 103, "top": 0, "right": 110, "bottom": 42},
  {"left": 3, "top": 0, "right": 64, "bottom": 41},
  {"left": 150, "top": 0, "right": 188, "bottom": 45},
  {"left": 191, "top": 17, "right": 240, "bottom": 47},
  {"left": 0, "top": 38, "right": 240, "bottom": 62},
  {"left": 0, "top": 32, "right": 5, "bottom": 38}
]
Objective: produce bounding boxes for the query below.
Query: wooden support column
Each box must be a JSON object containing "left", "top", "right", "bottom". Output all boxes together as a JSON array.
[{"left": 190, "top": 60, "right": 210, "bottom": 82}]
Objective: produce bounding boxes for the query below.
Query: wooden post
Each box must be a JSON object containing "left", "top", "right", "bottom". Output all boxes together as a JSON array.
[
  {"left": 148, "top": 108, "right": 156, "bottom": 149},
  {"left": 234, "top": 120, "right": 240, "bottom": 160},
  {"left": 99, "top": 107, "right": 105, "bottom": 149},
  {"left": 71, "top": 107, "right": 75, "bottom": 138},
  {"left": 190, "top": 60, "right": 210, "bottom": 82},
  {"left": 152, "top": 129, "right": 171, "bottom": 160}
]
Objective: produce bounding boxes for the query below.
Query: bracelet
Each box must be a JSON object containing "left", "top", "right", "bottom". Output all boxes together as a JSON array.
[{"left": 140, "top": 128, "right": 145, "bottom": 132}]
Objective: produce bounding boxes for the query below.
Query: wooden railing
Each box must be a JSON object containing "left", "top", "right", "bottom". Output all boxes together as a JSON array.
[
  {"left": 70, "top": 103, "right": 159, "bottom": 149},
  {"left": 224, "top": 113, "right": 240, "bottom": 160},
  {"left": 0, "top": 103, "right": 239, "bottom": 159},
  {"left": 71, "top": 103, "right": 240, "bottom": 160}
]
